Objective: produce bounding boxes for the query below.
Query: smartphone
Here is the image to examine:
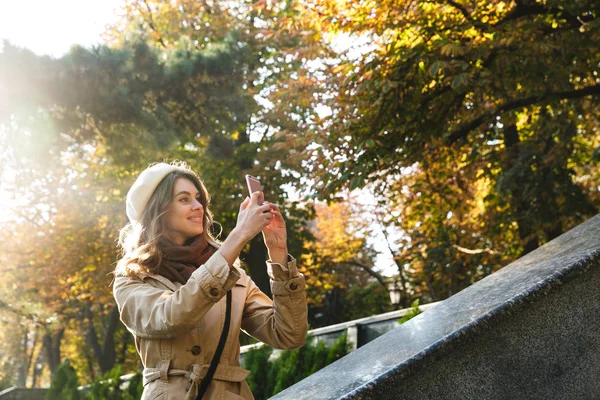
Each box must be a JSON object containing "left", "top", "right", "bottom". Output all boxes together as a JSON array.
[{"left": 245, "top": 174, "right": 264, "bottom": 205}]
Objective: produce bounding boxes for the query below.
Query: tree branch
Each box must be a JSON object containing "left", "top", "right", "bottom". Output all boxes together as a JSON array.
[
  {"left": 140, "top": 0, "right": 167, "bottom": 48},
  {"left": 495, "top": 2, "right": 595, "bottom": 29},
  {"left": 420, "top": 48, "right": 498, "bottom": 111},
  {"left": 444, "top": 0, "right": 489, "bottom": 30},
  {"left": 446, "top": 84, "right": 600, "bottom": 144},
  {"left": 0, "top": 298, "right": 46, "bottom": 328},
  {"left": 446, "top": 0, "right": 472, "bottom": 22},
  {"left": 453, "top": 244, "right": 496, "bottom": 255},
  {"left": 345, "top": 260, "right": 388, "bottom": 289},
  {"left": 495, "top": 2, "right": 545, "bottom": 27}
]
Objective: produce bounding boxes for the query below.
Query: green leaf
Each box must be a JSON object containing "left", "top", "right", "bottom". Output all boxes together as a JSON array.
[
  {"left": 428, "top": 61, "right": 443, "bottom": 76},
  {"left": 451, "top": 73, "right": 469, "bottom": 89}
]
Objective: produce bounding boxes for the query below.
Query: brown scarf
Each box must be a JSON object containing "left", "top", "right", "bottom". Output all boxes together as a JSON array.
[{"left": 157, "top": 235, "right": 216, "bottom": 285}]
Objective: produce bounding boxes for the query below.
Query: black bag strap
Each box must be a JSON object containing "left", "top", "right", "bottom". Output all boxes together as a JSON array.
[{"left": 196, "top": 289, "right": 232, "bottom": 400}]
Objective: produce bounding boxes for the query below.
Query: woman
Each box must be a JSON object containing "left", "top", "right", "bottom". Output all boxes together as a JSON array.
[{"left": 113, "top": 161, "right": 308, "bottom": 400}]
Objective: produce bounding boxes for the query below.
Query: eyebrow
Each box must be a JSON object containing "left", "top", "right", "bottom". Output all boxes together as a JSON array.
[{"left": 174, "top": 191, "right": 201, "bottom": 197}]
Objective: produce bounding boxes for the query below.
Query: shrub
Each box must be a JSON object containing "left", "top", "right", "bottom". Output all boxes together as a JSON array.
[
  {"left": 243, "top": 345, "right": 273, "bottom": 400},
  {"left": 46, "top": 360, "right": 81, "bottom": 400},
  {"left": 243, "top": 333, "right": 351, "bottom": 400},
  {"left": 0, "top": 376, "right": 14, "bottom": 392},
  {"left": 84, "top": 365, "right": 142, "bottom": 400},
  {"left": 398, "top": 299, "right": 423, "bottom": 324}
]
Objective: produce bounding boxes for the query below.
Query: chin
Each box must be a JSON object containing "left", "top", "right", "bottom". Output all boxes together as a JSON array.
[{"left": 189, "top": 228, "right": 204, "bottom": 238}]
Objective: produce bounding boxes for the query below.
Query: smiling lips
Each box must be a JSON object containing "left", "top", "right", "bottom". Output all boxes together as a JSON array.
[{"left": 187, "top": 216, "right": 203, "bottom": 223}]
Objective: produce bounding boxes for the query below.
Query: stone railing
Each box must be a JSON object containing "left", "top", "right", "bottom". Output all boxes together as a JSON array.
[
  {"left": 0, "top": 387, "right": 47, "bottom": 400},
  {"left": 240, "top": 302, "right": 440, "bottom": 364},
  {"left": 271, "top": 214, "right": 600, "bottom": 399}
]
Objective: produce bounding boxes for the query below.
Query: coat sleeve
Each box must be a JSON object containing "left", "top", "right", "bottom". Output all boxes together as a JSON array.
[
  {"left": 241, "top": 255, "right": 308, "bottom": 350},
  {"left": 113, "top": 251, "right": 240, "bottom": 339}
]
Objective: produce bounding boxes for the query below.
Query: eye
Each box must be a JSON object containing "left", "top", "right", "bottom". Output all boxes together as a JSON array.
[{"left": 179, "top": 197, "right": 189, "bottom": 202}]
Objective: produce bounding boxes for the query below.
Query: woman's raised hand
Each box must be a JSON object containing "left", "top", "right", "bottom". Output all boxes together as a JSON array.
[
  {"left": 235, "top": 192, "right": 274, "bottom": 242},
  {"left": 261, "top": 203, "right": 287, "bottom": 252},
  {"left": 219, "top": 192, "right": 288, "bottom": 268}
]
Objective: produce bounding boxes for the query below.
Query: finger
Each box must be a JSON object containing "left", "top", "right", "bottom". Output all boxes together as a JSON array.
[
  {"left": 271, "top": 210, "right": 283, "bottom": 219},
  {"left": 259, "top": 203, "right": 272, "bottom": 213},
  {"left": 271, "top": 210, "right": 283, "bottom": 221},
  {"left": 269, "top": 204, "right": 281, "bottom": 212},
  {"left": 240, "top": 197, "right": 250, "bottom": 210},
  {"left": 250, "top": 191, "right": 263, "bottom": 205}
]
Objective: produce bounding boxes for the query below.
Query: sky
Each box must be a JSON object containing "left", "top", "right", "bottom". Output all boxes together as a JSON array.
[
  {"left": 0, "top": 0, "right": 123, "bottom": 57},
  {"left": 0, "top": 0, "right": 400, "bottom": 278}
]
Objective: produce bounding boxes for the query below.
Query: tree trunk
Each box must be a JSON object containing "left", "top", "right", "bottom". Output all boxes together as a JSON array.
[
  {"left": 82, "top": 304, "right": 120, "bottom": 375},
  {"left": 117, "top": 325, "right": 131, "bottom": 366},
  {"left": 16, "top": 330, "right": 28, "bottom": 387},
  {"left": 396, "top": 260, "right": 409, "bottom": 309},
  {"left": 84, "top": 346, "right": 96, "bottom": 381},
  {"left": 24, "top": 328, "right": 39, "bottom": 388},
  {"left": 245, "top": 236, "right": 271, "bottom": 298},
  {"left": 30, "top": 352, "right": 43, "bottom": 388},
  {"left": 426, "top": 275, "right": 438, "bottom": 302},
  {"left": 43, "top": 328, "right": 64, "bottom": 377},
  {"left": 372, "top": 207, "right": 409, "bottom": 309},
  {"left": 501, "top": 123, "right": 540, "bottom": 256}
]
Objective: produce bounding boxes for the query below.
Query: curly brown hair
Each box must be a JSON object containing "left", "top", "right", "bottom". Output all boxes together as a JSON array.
[{"left": 114, "top": 161, "right": 222, "bottom": 277}]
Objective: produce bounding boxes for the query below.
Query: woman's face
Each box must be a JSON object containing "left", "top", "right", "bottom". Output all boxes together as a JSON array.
[{"left": 163, "top": 177, "right": 205, "bottom": 245}]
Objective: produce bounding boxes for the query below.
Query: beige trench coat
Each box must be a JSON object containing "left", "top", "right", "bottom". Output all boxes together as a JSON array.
[{"left": 113, "top": 251, "right": 308, "bottom": 400}]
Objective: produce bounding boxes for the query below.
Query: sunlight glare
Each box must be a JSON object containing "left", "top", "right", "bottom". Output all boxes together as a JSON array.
[{"left": 0, "top": 0, "right": 122, "bottom": 57}]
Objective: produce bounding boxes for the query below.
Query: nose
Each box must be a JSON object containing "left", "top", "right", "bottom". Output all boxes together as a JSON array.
[{"left": 192, "top": 198, "right": 203, "bottom": 210}]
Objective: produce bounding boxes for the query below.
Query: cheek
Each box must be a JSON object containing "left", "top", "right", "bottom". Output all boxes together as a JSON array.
[
  {"left": 166, "top": 204, "right": 186, "bottom": 225},
  {"left": 177, "top": 205, "right": 191, "bottom": 219}
]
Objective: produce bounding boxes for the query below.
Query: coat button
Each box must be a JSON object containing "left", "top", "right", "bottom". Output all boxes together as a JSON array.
[
  {"left": 191, "top": 345, "right": 201, "bottom": 356},
  {"left": 289, "top": 283, "right": 298, "bottom": 290},
  {"left": 209, "top": 287, "right": 219, "bottom": 296}
]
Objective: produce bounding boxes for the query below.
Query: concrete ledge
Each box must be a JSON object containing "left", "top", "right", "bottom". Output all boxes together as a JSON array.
[
  {"left": 0, "top": 387, "right": 47, "bottom": 400},
  {"left": 240, "top": 302, "right": 441, "bottom": 359},
  {"left": 306, "top": 302, "right": 440, "bottom": 338},
  {"left": 271, "top": 214, "right": 600, "bottom": 399}
]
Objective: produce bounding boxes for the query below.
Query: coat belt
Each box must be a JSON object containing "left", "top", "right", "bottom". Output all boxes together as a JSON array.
[{"left": 143, "top": 362, "right": 251, "bottom": 400}]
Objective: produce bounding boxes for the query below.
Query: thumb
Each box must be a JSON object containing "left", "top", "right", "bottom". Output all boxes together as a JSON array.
[
  {"left": 240, "top": 197, "right": 250, "bottom": 211},
  {"left": 251, "top": 191, "right": 264, "bottom": 205}
]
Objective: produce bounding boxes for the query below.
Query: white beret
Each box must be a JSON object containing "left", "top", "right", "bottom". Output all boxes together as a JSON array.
[{"left": 126, "top": 163, "right": 179, "bottom": 224}]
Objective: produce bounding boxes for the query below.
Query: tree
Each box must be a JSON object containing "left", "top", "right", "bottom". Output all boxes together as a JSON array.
[
  {"left": 266, "top": 0, "right": 600, "bottom": 299},
  {"left": 0, "top": 156, "right": 134, "bottom": 383},
  {"left": 301, "top": 196, "right": 392, "bottom": 326},
  {"left": 0, "top": 0, "right": 318, "bottom": 382},
  {"left": 103, "top": 0, "right": 320, "bottom": 294}
]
